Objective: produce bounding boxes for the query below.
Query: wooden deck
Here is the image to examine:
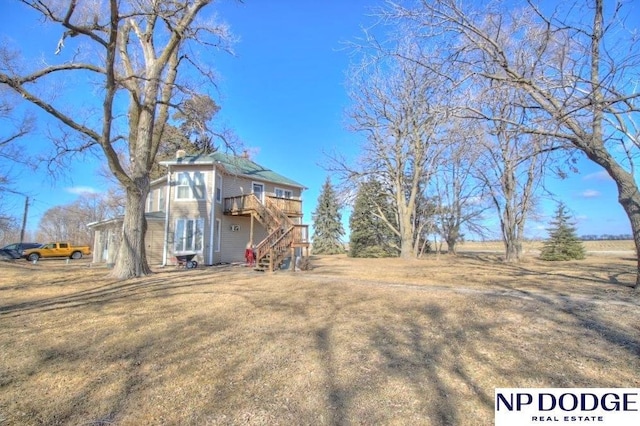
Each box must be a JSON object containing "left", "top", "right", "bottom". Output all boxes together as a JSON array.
[
  {"left": 224, "top": 194, "right": 310, "bottom": 252},
  {"left": 224, "top": 194, "right": 303, "bottom": 217}
]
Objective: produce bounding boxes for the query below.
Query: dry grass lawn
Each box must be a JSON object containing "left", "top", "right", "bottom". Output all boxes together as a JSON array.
[{"left": 1, "top": 245, "right": 639, "bottom": 425}]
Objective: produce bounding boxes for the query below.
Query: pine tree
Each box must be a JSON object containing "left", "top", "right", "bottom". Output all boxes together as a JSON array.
[
  {"left": 540, "top": 203, "right": 586, "bottom": 261},
  {"left": 349, "top": 179, "right": 400, "bottom": 257},
  {"left": 312, "top": 178, "right": 345, "bottom": 254}
]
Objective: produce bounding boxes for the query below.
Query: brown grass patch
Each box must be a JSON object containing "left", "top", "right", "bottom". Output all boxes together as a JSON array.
[{"left": 1, "top": 253, "right": 639, "bottom": 425}]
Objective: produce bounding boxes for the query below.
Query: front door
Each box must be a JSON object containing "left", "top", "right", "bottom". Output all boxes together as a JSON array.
[{"left": 252, "top": 182, "right": 264, "bottom": 203}]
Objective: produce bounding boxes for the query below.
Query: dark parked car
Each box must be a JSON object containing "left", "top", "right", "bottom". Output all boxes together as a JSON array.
[{"left": 0, "top": 242, "right": 42, "bottom": 259}]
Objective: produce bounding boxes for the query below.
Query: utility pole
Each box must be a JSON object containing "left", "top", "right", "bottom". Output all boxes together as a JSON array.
[{"left": 20, "top": 196, "right": 28, "bottom": 244}]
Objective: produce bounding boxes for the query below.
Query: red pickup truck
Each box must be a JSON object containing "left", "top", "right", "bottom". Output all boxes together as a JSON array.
[{"left": 23, "top": 242, "right": 92, "bottom": 261}]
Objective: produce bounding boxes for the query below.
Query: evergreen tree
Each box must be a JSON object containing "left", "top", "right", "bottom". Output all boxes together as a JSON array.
[
  {"left": 540, "top": 203, "right": 586, "bottom": 261},
  {"left": 349, "top": 179, "right": 400, "bottom": 257},
  {"left": 312, "top": 178, "right": 345, "bottom": 254}
]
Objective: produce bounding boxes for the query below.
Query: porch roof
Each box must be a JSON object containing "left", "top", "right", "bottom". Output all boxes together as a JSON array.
[{"left": 87, "top": 211, "right": 166, "bottom": 229}]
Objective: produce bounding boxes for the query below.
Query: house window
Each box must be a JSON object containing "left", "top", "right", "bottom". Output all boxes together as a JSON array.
[
  {"left": 275, "top": 188, "right": 293, "bottom": 199},
  {"left": 215, "top": 218, "right": 221, "bottom": 252},
  {"left": 158, "top": 187, "right": 165, "bottom": 211},
  {"left": 147, "top": 190, "right": 154, "bottom": 212},
  {"left": 174, "top": 218, "right": 204, "bottom": 252},
  {"left": 176, "top": 172, "right": 206, "bottom": 200},
  {"left": 215, "top": 173, "right": 222, "bottom": 203}
]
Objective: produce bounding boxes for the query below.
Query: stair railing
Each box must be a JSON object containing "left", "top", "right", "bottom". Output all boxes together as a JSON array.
[
  {"left": 249, "top": 196, "right": 280, "bottom": 233},
  {"left": 265, "top": 197, "right": 294, "bottom": 228},
  {"left": 255, "top": 226, "right": 285, "bottom": 263},
  {"left": 249, "top": 195, "right": 306, "bottom": 271},
  {"left": 256, "top": 225, "right": 295, "bottom": 271}
]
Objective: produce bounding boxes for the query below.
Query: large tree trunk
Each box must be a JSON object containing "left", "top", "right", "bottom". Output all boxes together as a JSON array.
[
  {"left": 618, "top": 192, "right": 640, "bottom": 290},
  {"left": 446, "top": 237, "right": 457, "bottom": 255},
  {"left": 445, "top": 224, "right": 460, "bottom": 254},
  {"left": 593, "top": 156, "right": 640, "bottom": 290},
  {"left": 503, "top": 233, "right": 522, "bottom": 263},
  {"left": 399, "top": 224, "right": 415, "bottom": 259},
  {"left": 112, "top": 179, "right": 152, "bottom": 279},
  {"left": 396, "top": 190, "right": 418, "bottom": 259},
  {"left": 501, "top": 207, "right": 523, "bottom": 263},
  {"left": 586, "top": 0, "right": 639, "bottom": 289}
]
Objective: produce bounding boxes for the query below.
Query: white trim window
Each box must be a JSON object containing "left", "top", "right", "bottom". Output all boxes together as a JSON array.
[
  {"left": 174, "top": 218, "right": 204, "bottom": 252},
  {"left": 215, "top": 173, "right": 222, "bottom": 203},
  {"left": 275, "top": 187, "right": 293, "bottom": 199},
  {"left": 176, "top": 171, "right": 206, "bottom": 200},
  {"left": 158, "top": 187, "right": 165, "bottom": 211},
  {"left": 146, "top": 190, "right": 154, "bottom": 212}
]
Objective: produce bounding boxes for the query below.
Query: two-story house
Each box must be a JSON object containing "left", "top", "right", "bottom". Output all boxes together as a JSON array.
[{"left": 89, "top": 150, "right": 310, "bottom": 270}]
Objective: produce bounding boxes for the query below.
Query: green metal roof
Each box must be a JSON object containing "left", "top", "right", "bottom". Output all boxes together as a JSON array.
[{"left": 161, "top": 151, "right": 306, "bottom": 189}]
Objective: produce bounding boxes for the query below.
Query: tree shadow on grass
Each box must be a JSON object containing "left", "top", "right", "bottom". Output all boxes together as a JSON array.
[
  {"left": 492, "top": 279, "right": 640, "bottom": 360},
  {"left": 0, "top": 269, "right": 244, "bottom": 318},
  {"left": 369, "top": 304, "right": 461, "bottom": 425},
  {"left": 2, "top": 259, "right": 639, "bottom": 425}
]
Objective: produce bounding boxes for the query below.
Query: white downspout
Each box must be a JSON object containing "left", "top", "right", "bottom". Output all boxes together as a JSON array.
[
  {"left": 162, "top": 168, "right": 172, "bottom": 266},
  {"left": 209, "top": 166, "right": 216, "bottom": 264}
]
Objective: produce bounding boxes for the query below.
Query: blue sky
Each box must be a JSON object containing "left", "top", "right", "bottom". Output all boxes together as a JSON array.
[{"left": 0, "top": 0, "right": 634, "bottom": 240}]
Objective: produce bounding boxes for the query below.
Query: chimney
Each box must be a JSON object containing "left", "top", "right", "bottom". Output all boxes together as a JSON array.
[{"left": 176, "top": 149, "right": 186, "bottom": 160}]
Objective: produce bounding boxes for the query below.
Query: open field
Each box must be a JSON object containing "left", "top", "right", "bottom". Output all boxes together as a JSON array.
[
  {"left": 453, "top": 239, "right": 636, "bottom": 256},
  {"left": 1, "top": 247, "right": 639, "bottom": 425}
]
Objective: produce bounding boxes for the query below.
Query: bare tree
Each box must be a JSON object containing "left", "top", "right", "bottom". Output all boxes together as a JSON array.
[
  {"left": 0, "top": 91, "right": 34, "bottom": 167},
  {"left": 0, "top": 177, "right": 17, "bottom": 239},
  {"left": 0, "top": 209, "right": 17, "bottom": 243},
  {"left": 0, "top": 87, "right": 35, "bottom": 230},
  {"left": 37, "top": 206, "right": 70, "bottom": 242},
  {"left": 37, "top": 193, "right": 115, "bottom": 245},
  {"left": 384, "top": 0, "right": 640, "bottom": 284},
  {"left": 432, "top": 122, "right": 490, "bottom": 254},
  {"left": 472, "top": 100, "right": 550, "bottom": 262},
  {"left": 0, "top": 0, "right": 235, "bottom": 278},
  {"left": 341, "top": 40, "right": 450, "bottom": 258}
]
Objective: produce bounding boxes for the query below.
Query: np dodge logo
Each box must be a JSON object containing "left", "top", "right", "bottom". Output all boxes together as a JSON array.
[{"left": 495, "top": 388, "right": 640, "bottom": 426}]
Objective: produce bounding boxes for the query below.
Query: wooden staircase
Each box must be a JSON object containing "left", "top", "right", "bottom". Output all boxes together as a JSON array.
[
  {"left": 234, "top": 194, "right": 308, "bottom": 272},
  {"left": 254, "top": 229, "right": 294, "bottom": 271}
]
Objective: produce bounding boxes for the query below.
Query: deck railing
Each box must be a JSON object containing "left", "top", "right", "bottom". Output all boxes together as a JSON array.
[
  {"left": 292, "top": 225, "right": 309, "bottom": 244},
  {"left": 267, "top": 196, "right": 303, "bottom": 216},
  {"left": 223, "top": 194, "right": 254, "bottom": 214},
  {"left": 224, "top": 194, "right": 302, "bottom": 216}
]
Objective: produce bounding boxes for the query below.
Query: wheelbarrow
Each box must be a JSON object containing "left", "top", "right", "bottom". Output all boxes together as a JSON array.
[{"left": 175, "top": 253, "right": 198, "bottom": 269}]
